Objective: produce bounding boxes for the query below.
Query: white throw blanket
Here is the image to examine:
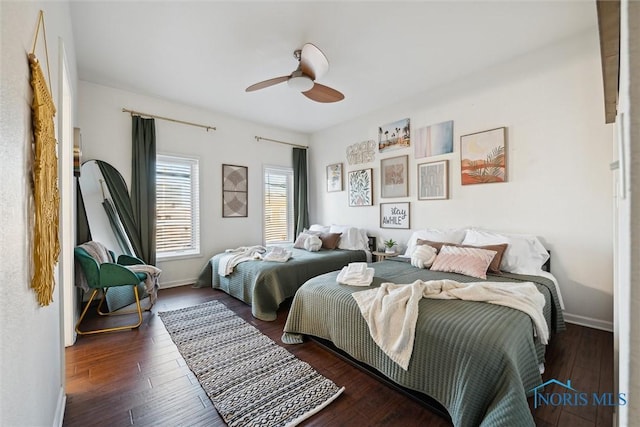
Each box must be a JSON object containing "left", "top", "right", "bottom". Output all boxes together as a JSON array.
[
  {"left": 259, "top": 246, "right": 293, "bottom": 262},
  {"left": 352, "top": 279, "right": 548, "bottom": 370},
  {"left": 218, "top": 245, "right": 266, "bottom": 276},
  {"left": 336, "top": 262, "right": 374, "bottom": 286}
]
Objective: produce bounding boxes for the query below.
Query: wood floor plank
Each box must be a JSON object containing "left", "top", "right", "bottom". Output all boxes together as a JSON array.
[{"left": 64, "top": 285, "right": 613, "bottom": 427}]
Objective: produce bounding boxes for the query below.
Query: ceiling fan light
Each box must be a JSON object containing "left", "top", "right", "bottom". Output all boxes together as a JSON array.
[{"left": 288, "top": 75, "right": 314, "bottom": 92}]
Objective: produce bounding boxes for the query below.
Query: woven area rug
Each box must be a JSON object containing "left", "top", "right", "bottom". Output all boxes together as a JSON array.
[{"left": 158, "top": 300, "right": 344, "bottom": 426}]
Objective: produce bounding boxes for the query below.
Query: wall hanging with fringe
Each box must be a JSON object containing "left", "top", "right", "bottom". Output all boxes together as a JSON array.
[{"left": 29, "top": 10, "right": 59, "bottom": 306}]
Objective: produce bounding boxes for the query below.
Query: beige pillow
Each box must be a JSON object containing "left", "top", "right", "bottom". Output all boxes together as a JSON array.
[{"left": 442, "top": 243, "right": 508, "bottom": 274}]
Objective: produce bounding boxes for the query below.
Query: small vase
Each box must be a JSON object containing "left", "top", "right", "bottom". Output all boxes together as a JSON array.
[{"left": 385, "top": 247, "right": 395, "bottom": 254}]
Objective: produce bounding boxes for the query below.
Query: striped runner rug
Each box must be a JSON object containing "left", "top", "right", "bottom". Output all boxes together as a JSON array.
[{"left": 158, "top": 300, "right": 344, "bottom": 426}]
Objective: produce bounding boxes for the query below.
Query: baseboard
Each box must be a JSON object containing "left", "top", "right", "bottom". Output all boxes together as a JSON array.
[
  {"left": 53, "top": 387, "right": 66, "bottom": 427},
  {"left": 159, "top": 278, "right": 197, "bottom": 289},
  {"left": 563, "top": 312, "right": 613, "bottom": 332}
]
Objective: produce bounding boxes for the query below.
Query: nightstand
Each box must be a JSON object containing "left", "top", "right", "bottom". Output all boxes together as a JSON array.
[{"left": 372, "top": 251, "right": 399, "bottom": 262}]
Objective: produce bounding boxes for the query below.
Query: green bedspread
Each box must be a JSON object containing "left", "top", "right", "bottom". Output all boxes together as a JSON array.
[
  {"left": 282, "top": 259, "right": 565, "bottom": 427},
  {"left": 196, "top": 246, "right": 367, "bottom": 321}
]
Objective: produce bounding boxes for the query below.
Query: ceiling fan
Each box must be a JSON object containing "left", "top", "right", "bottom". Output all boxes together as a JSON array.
[{"left": 245, "top": 43, "right": 345, "bottom": 103}]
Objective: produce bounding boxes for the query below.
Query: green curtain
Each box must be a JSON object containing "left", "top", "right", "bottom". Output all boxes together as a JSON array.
[
  {"left": 96, "top": 160, "right": 143, "bottom": 257},
  {"left": 131, "top": 116, "right": 157, "bottom": 265},
  {"left": 75, "top": 182, "right": 92, "bottom": 245},
  {"left": 292, "top": 147, "right": 310, "bottom": 237}
]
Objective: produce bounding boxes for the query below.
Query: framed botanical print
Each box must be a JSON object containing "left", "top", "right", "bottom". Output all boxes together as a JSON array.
[
  {"left": 460, "top": 127, "right": 507, "bottom": 185},
  {"left": 348, "top": 168, "right": 373, "bottom": 206},
  {"left": 222, "top": 164, "right": 248, "bottom": 217},
  {"left": 380, "top": 155, "right": 408, "bottom": 198},
  {"left": 326, "top": 163, "right": 343, "bottom": 192},
  {"left": 418, "top": 160, "right": 448, "bottom": 200}
]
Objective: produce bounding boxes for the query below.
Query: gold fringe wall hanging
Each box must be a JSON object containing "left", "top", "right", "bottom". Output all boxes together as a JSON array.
[{"left": 29, "top": 10, "right": 60, "bottom": 306}]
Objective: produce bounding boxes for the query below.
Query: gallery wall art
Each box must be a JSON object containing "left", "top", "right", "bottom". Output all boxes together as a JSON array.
[
  {"left": 348, "top": 168, "right": 373, "bottom": 206},
  {"left": 380, "top": 155, "right": 408, "bottom": 198},
  {"left": 346, "top": 140, "right": 376, "bottom": 165},
  {"left": 378, "top": 118, "right": 410, "bottom": 152},
  {"left": 460, "top": 127, "right": 506, "bottom": 185},
  {"left": 415, "top": 120, "right": 454, "bottom": 159},
  {"left": 418, "top": 160, "right": 448, "bottom": 200},
  {"left": 326, "top": 163, "right": 343, "bottom": 192},
  {"left": 380, "top": 202, "right": 410, "bottom": 229}
]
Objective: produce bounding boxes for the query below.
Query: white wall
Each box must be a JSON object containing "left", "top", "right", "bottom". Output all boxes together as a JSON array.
[
  {"left": 0, "top": 1, "right": 77, "bottom": 425},
  {"left": 309, "top": 28, "right": 614, "bottom": 328},
  {"left": 78, "top": 81, "right": 309, "bottom": 287}
]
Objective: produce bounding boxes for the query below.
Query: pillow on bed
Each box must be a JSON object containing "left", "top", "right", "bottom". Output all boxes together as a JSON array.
[
  {"left": 442, "top": 243, "right": 508, "bottom": 274},
  {"left": 308, "top": 224, "right": 330, "bottom": 233},
  {"left": 462, "top": 229, "right": 548, "bottom": 274},
  {"left": 330, "top": 225, "right": 369, "bottom": 250},
  {"left": 404, "top": 229, "right": 467, "bottom": 257},
  {"left": 411, "top": 244, "right": 437, "bottom": 269},
  {"left": 293, "top": 232, "right": 313, "bottom": 249},
  {"left": 416, "top": 239, "right": 447, "bottom": 253},
  {"left": 319, "top": 232, "right": 342, "bottom": 249},
  {"left": 430, "top": 245, "right": 497, "bottom": 279},
  {"left": 304, "top": 235, "right": 322, "bottom": 252}
]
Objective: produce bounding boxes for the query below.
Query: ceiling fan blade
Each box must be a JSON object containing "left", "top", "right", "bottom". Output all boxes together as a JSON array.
[
  {"left": 302, "top": 83, "right": 344, "bottom": 103},
  {"left": 245, "top": 75, "right": 289, "bottom": 92},
  {"left": 300, "top": 43, "right": 329, "bottom": 81}
]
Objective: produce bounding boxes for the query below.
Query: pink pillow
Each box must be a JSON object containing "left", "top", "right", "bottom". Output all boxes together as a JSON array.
[{"left": 430, "top": 245, "right": 497, "bottom": 279}]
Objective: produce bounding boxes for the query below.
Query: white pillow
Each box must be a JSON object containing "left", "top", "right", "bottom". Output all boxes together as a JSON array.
[
  {"left": 404, "top": 228, "right": 467, "bottom": 257},
  {"left": 329, "top": 225, "right": 368, "bottom": 250},
  {"left": 308, "top": 224, "right": 330, "bottom": 233},
  {"left": 430, "top": 245, "right": 497, "bottom": 280},
  {"left": 462, "top": 229, "right": 549, "bottom": 274},
  {"left": 411, "top": 244, "right": 437, "bottom": 269},
  {"left": 304, "top": 235, "right": 322, "bottom": 252}
]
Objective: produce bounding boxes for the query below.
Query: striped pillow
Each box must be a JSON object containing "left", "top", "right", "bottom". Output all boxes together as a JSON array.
[{"left": 430, "top": 245, "right": 497, "bottom": 279}]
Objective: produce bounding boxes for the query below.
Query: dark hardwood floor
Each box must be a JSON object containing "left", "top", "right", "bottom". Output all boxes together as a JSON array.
[{"left": 64, "top": 285, "right": 613, "bottom": 427}]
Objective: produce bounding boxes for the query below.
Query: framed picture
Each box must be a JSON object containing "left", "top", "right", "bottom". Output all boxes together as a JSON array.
[
  {"left": 348, "top": 168, "right": 373, "bottom": 206},
  {"left": 418, "top": 160, "right": 449, "bottom": 200},
  {"left": 380, "top": 155, "right": 408, "bottom": 198},
  {"left": 414, "top": 120, "right": 454, "bottom": 159},
  {"left": 378, "top": 118, "right": 410, "bottom": 152},
  {"left": 380, "top": 202, "right": 410, "bottom": 229},
  {"left": 460, "top": 127, "right": 507, "bottom": 185},
  {"left": 222, "top": 164, "right": 248, "bottom": 217},
  {"left": 326, "top": 163, "right": 343, "bottom": 192}
]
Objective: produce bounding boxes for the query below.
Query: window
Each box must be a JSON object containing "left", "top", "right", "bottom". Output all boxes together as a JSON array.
[
  {"left": 156, "top": 154, "right": 200, "bottom": 258},
  {"left": 264, "top": 166, "right": 294, "bottom": 244}
]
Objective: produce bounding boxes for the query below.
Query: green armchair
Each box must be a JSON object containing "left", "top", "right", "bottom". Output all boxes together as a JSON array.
[{"left": 74, "top": 246, "right": 151, "bottom": 335}]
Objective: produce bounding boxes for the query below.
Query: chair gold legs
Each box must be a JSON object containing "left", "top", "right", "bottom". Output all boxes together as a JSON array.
[{"left": 75, "top": 286, "right": 144, "bottom": 335}]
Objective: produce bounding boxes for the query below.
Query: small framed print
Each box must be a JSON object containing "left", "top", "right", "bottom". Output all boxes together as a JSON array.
[
  {"left": 348, "top": 168, "right": 373, "bottom": 206},
  {"left": 326, "top": 163, "right": 343, "bottom": 192},
  {"left": 222, "top": 164, "right": 248, "bottom": 217},
  {"left": 380, "top": 155, "right": 409, "bottom": 198},
  {"left": 380, "top": 202, "right": 410, "bottom": 229},
  {"left": 418, "top": 160, "right": 448, "bottom": 200}
]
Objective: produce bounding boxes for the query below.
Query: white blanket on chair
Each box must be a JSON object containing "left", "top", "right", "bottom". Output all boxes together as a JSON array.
[
  {"left": 352, "top": 279, "right": 548, "bottom": 370},
  {"left": 218, "top": 245, "right": 267, "bottom": 276},
  {"left": 127, "top": 264, "right": 162, "bottom": 305}
]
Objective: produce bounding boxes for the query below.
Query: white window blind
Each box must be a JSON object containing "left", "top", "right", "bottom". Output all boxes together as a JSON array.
[
  {"left": 156, "top": 154, "right": 200, "bottom": 258},
  {"left": 264, "top": 166, "right": 294, "bottom": 244}
]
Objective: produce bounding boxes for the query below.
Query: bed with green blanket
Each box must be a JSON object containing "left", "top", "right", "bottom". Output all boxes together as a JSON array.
[
  {"left": 282, "top": 258, "right": 565, "bottom": 427},
  {"left": 196, "top": 246, "right": 368, "bottom": 321}
]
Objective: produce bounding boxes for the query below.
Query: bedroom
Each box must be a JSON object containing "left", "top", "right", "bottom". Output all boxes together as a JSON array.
[{"left": 1, "top": 1, "right": 638, "bottom": 426}]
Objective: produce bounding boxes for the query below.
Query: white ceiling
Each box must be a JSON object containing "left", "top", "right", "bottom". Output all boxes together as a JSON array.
[{"left": 70, "top": 1, "right": 597, "bottom": 134}]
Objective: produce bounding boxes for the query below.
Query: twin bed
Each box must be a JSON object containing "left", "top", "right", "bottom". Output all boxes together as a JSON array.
[{"left": 197, "top": 226, "right": 565, "bottom": 426}]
